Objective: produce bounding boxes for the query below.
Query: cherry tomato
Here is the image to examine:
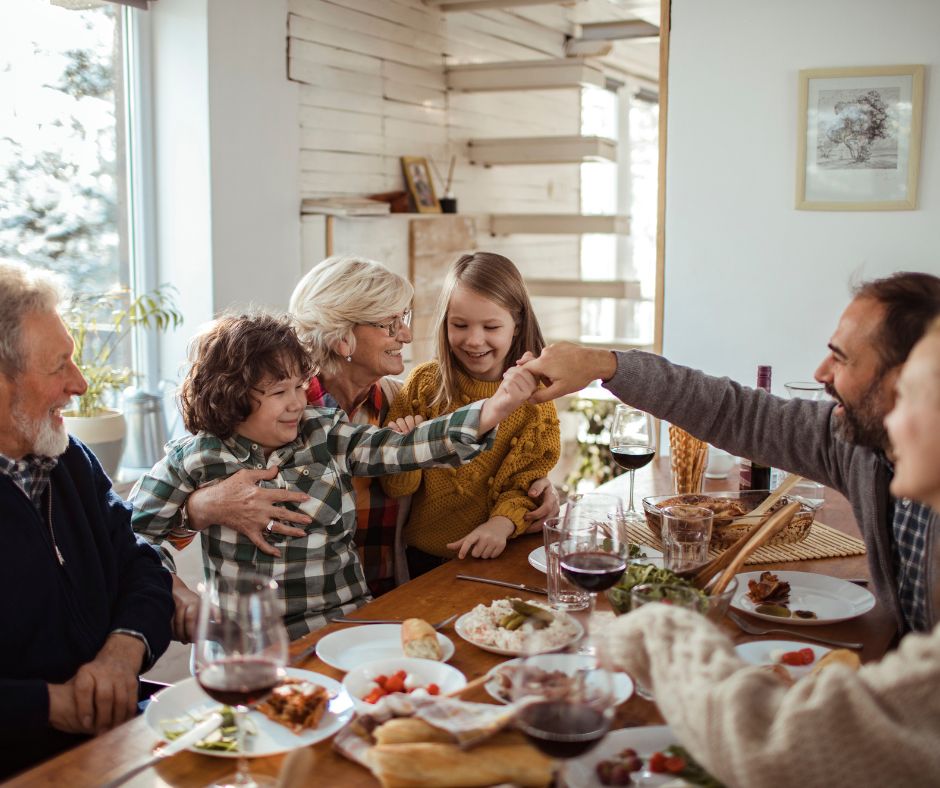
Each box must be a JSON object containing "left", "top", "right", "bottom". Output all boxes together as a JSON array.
[
  {"left": 363, "top": 688, "right": 385, "bottom": 704},
  {"left": 385, "top": 675, "right": 405, "bottom": 693},
  {"left": 648, "top": 752, "right": 668, "bottom": 773},
  {"left": 780, "top": 650, "right": 804, "bottom": 666},
  {"left": 427, "top": 683, "right": 440, "bottom": 695},
  {"left": 664, "top": 755, "right": 686, "bottom": 774},
  {"left": 799, "top": 648, "right": 815, "bottom": 665}
]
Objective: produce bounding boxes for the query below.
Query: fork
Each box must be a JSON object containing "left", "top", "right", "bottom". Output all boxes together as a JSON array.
[
  {"left": 329, "top": 612, "right": 459, "bottom": 630},
  {"left": 727, "top": 611, "right": 863, "bottom": 649}
]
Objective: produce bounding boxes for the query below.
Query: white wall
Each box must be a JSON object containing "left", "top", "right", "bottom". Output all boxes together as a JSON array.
[
  {"left": 151, "top": 0, "right": 301, "bottom": 381},
  {"left": 665, "top": 0, "right": 940, "bottom": 393}
]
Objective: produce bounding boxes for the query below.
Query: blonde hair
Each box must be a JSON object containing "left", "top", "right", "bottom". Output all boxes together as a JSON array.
[
  {"left": 0, "top": 260, "right": 66, "bottom": 376},
  {"left": 289, "top": 255, "right": 414, "bottom": 376},
  {"left": 431, "top": 252, "right": 544, "bottom": 409}
]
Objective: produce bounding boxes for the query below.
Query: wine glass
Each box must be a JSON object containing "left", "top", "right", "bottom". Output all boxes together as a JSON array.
[
  {"left": 512, "top": 652, "right": 614, "bottom": 786},
  {"left": 194, "top": 573, "right": 289, "bottom": 788},
  {"left": 562, "top": 492, "right": 622, "bottom": 532},
  {"left": 610, "top": 405, "right": 656, "bottom": 526},
  {"left": 559, "top": 522, "right": 629, "bottom": 649}
]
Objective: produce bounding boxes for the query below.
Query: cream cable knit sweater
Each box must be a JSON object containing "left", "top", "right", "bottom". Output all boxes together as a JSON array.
[{"left": 600, "top": 606, "right": 940, "bottom": 788}]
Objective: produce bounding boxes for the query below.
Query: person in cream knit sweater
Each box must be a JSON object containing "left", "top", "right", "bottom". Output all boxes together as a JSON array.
[{"left": 598, "top": 319, "right": 940, "bottom": 788}]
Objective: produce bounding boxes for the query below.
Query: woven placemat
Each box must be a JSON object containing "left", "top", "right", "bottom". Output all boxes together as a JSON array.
[{"left": 622, "top": 520, "right": 866, "bottom": 564}]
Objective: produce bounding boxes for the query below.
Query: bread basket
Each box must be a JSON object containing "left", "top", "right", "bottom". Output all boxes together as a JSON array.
[{"left": 641, "top": 490, "right": 817, "bottom": 549}]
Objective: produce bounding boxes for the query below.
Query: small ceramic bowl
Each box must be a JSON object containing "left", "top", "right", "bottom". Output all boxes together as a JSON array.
[{"left": 341, "top": 657, "right": 466, "bottom": 714}]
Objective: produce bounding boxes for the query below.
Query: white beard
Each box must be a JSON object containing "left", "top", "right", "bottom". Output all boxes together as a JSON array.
[{"left": 11, "top": 398, "right": 69, "bottom": 458}]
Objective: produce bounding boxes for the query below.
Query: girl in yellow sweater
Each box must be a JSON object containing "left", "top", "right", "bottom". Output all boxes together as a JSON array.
[{"left": 382, "top": 252, "right": 561, "bottom": 578}]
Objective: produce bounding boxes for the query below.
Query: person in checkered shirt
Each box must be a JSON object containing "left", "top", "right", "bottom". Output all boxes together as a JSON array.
[{"left": 131, "top": 312, "right": 540, "bottom": 641}]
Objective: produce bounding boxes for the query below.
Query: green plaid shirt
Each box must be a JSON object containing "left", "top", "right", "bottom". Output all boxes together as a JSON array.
[{"left": 131, "top": 402, "right": 491, "bottom": 639}]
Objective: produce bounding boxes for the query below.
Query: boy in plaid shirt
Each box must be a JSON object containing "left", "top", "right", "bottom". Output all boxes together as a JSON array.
[{"left": 131, "top": 313, "right": 538, "bottom": 640}]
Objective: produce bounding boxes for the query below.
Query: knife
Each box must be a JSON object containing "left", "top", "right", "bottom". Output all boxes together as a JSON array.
[
  {"left": 100, "top": 711, "right": 224, "bottom": 788},
  {"left": 456, "top": 574, "right": 547, "bottom": 595}
]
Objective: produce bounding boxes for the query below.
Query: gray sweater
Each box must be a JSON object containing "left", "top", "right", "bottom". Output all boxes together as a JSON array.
[{"left": 605, "top": 351, "right": 939, "bottom": 634}]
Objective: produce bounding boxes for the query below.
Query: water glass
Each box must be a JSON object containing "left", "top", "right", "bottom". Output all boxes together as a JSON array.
[
  {"left": 784, "top": 381, "right": 829, "bottom": 506},
  {"left": 543, "top": 518, "right": 590, "bottom": 611},
  {"left": 660, "top": 505, "right": 713, "bottom": 573}
]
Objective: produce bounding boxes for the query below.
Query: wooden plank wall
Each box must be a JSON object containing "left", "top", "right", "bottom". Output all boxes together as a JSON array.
[{"left": 288, "top": 0, "right": 584, "bottom": 359}]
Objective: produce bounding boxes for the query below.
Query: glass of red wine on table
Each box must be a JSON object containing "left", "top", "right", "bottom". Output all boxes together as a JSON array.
[
  {"left": 512, "top": 651, "right": 615, "bottom": 786},
  {"left": 194, "top": 573, "right": 289, "bottom": 788},
  {"left": 610, "top": 404, "right": 657, "bottom": 527}
]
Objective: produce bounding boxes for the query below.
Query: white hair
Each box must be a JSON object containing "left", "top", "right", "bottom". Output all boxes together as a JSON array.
[
  {"left": 289, "top": 255, "right": 413, "bottom": 376},
  {"left": 0, "top": 260, "right": 66, "bottom": 376}
]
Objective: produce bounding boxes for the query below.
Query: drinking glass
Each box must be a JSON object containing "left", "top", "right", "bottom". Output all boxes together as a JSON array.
[
  {"left": 610, "top": 405, "right": 656, "bottom": 525},
  {"left": 559, "top": 523, "right": 629, "bottom": 647},
  {"left": 562, "top": 492, "right": 622, "bottom": 532},
  {"left": 543, "top": 518, "right": 590, "bottom": 611},
  {"left": 512, "top": 652, "right": 614, "bottom": 786},
  {"left": 784, "top": 381, "right": 830, "bottom": 506},
  {"left": 660, "top": 505, "right": 713, "bottom": 573},
  {"left": 194, "top": 573, "right": 289, "bottom": 788}
]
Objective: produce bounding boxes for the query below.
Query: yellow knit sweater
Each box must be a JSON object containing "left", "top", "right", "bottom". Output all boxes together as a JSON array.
[{"left": 381, "top": 361, "right": 560, "bottom": 557}]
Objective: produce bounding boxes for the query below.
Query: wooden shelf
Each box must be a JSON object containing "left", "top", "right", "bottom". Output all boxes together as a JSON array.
[
  {"left": 424, "top": 0, "right": 581, "bottom": 11},
  {"left": 489, "top": 213, "right": 629, "bottom": 235},
  {"left": 527, "top": 279, "right": 642, "bottom": 300},
  {"left": 468, "top": 135, "right": 616, "bottom": 166},
  {"left": 446, "top": 58, "right": 606, "bottom": 92}
]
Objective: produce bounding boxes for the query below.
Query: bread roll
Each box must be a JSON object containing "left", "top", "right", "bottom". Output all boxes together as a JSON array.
[
  {"left": 809, "top": 648, "right": 861, "bottom": 676},
  {"left": 373, "top": 718, "right": 453, "bottom": 745},
  {"left": 369, "top": 736, "right": 553, "bottom": 787},
  {"left": 401, "top": 618, "right": 442, "bottom": 661}
]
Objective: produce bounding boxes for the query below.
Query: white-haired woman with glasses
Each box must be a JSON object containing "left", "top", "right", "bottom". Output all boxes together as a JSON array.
[{"left": 182, "top": 256, "right": 558, "bottom": 597}]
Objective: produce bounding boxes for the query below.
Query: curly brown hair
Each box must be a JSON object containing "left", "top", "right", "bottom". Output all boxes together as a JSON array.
[{"left": 179, "top": 313, "right": 313, "bottom": 439}]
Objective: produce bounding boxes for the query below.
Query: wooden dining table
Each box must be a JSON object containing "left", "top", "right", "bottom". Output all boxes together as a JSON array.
[{"left": 11, "top": 458, "right": 896, "bottom": 787}]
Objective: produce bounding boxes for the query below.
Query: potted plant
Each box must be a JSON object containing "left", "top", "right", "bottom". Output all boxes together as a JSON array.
[{"left": 62, "top": 286, "right": 183, "bottom": 477}]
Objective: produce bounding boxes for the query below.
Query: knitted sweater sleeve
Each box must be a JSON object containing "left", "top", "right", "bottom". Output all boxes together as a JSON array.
[
  {"left": 599, "top": 606, "right": 940, "bottom": 788},
  {"left": 489, "top": 401, "right": 561, "bottom": 536},
  {"left": 380, "top": 364, "right": 435, "bottom": 499}
]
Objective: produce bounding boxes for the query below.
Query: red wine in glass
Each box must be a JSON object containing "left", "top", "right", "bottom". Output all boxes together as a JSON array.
[
  {"left": 560, "top": 551, "right": 627, "bottom": 592},
  {"left": 516, "top": 700, "right": 609, "bottom": 758},
  {"left": 610, "top": 444, "right": 655, "bottom": 471},
  {"left": 198, "top": 656, "right": 282, "bottom": 707}
]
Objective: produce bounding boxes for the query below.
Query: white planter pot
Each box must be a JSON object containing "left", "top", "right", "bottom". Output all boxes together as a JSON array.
[{"left": 63, "top": 409, "right": 127, "bottom": 480}]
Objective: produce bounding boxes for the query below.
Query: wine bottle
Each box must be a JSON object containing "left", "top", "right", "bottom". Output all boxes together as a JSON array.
[{"left": 740, "top": 365, "right": 772, "bottom": 491}]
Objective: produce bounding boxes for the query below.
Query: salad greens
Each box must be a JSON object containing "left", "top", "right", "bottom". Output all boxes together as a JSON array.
[
  {"left": 162, "top": 706, "right": 257, "bottom": 752},
  {"left": 606, "top": 562, "right": 708, "bottom": 614},
  {"left": 663, "top": 745, "right": 725, "bottom": 788}
]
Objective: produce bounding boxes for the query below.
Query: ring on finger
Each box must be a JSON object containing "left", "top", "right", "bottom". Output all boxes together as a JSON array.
[{"left": 265, "top": 519, "right": 276, "bottom": 534}]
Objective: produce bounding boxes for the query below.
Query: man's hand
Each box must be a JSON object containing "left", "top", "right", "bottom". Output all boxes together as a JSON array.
[
  {"left": 47, "top": 681, "right": 89, "bottom": 735},
  {"left": 186, "top": 467, "right": 310, "bottom": 557},
  {"left": 518, "top": 342, "right": 618, "bottom": 404},
  {"left": 447, "top": 516, "right": 515, "bottom": 559},
  {"left": 387, "top": 414, "right": 426, "bottom": 434},
  {"left": 171, "top": 575, "right": 200, "bottom": 644},
  {"left": 479, "top": 366, "right": 538, "bottom": 433},
  {"left": 71, "top": 633, "right": 145, "bottom": 734},
  {"left": 523, "top": 477, "right": 560, "bottom": 532}
]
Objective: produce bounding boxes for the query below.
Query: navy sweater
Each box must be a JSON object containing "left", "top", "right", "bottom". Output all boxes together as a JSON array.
[{"left": 0, "top": 438, "right": 173, "bottom": 777}]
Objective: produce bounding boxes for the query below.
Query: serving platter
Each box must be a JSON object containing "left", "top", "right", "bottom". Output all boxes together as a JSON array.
[
  {"left": 453, "top": 609, "right": 583, "bottom": 657},
  {"left": 734, "top": 639, "right": 831, "bottom": 680},
  {"left": 484, "top": 654, "right": 633, "bottom": 706},
  {"left": 731, "top": 570, "right": 875, "bottom": 626},
  {"left": 144, "top": 668, "right": 353, "bottom": 758},
  {"left": 316, "top": 624, "right": 455, "bottom": 671}
]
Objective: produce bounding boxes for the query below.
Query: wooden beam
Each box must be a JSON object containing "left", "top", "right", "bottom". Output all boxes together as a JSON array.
[
  {"left": 653, "top": 0, "right": 670, "bottom": 357},
  {"left": 446, "top": 58, "right": 606, "bottom": 92},
  {"left": 489, "top": 213, "right": 630, "bottom": 235},
  {"left": 576, "top": 20, "right": 660, "bottom": 42},
  {"left": 526, "top": 279, "right": 643, "bottom": 300}
]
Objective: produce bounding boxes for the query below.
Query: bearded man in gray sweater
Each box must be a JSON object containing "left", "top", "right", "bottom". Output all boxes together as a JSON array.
[{"left": 524, "top": 271, "right": 940, "bottom": 636}]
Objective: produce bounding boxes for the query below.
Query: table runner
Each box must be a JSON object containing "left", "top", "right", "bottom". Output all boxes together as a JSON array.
[{"left": 623, "top": 520, "right": 866, "bottom": 564}]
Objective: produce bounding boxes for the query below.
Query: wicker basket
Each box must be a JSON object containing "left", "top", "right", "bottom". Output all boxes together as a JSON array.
[{"left": 642, "top": 491, "right": 817, "bottom": 550}]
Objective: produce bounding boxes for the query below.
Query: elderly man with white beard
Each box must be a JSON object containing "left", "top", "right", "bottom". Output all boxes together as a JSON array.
[{"left": 0, "top": 261, "right": 173, "bottom": 778}]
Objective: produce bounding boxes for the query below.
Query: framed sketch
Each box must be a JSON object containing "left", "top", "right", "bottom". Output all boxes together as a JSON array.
[
  {"left": 796, "top": 65, "right": 924, "bottom": 210},
  {"left": 401, "top": 156, "right": 440, "bottom": 213}
]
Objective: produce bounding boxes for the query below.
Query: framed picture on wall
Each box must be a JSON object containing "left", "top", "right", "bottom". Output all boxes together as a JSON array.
[
  {"left": 401, "top": 156, "right": 441, "bottom": 213},
  {"left": 796, "top": 65, "right": 925, "bottom": 210}
]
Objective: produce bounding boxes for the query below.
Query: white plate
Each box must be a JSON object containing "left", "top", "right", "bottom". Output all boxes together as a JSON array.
[
  {"left": 343, "top": 657, "right": 466, "bottom": 714},
  {"left": 567, "top": 725, "right": 691, "bottom": 787},
  {"left": 315, "top": 624, "right": 455, "bottom": 671},
  {"left": 484, "top": 655, "right": 633, "bottom": 706},
  {"left": 735, "top": 640, "right": 831, "bottom": 680},
  {"left": 528, "top": 545, "right": 663, "bottom": 573},
  {"left": 144, "top": 668, "right": 354, "bottom": 758},
  {"left": 731, "top": 571, "right": 876, "bottom": 625},
  {"left": 454, "top": 610, "right": 584, "bottom": 657}
]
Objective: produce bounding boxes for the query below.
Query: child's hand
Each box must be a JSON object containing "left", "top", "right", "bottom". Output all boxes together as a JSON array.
[
  {"left": 479, "top": 366, "right": 537, "bottom": 433},
  {"left": 447, "top": 516, "right": 515, "bottom": 559},
  {"left": 387, "top": 414, "right": 426, "bottom": 434}
]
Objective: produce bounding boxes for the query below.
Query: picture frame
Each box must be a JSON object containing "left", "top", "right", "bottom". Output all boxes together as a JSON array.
[
  {"left": 401, "top": 156, "right": 441, "bottom": 213},
  {"left": 796, "top": 65, "right": 924, "bottom": 211}
]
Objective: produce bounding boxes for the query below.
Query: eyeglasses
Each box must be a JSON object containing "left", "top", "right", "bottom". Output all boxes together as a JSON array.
[{"left": 361, "top": 309, "right": 412, "bottom": 337}]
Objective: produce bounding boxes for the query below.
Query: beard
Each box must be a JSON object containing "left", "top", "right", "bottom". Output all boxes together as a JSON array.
[
  {"left": 11, "top": 396, "right": 69, "bottom": 458},
  {"left": 825, "top": 378, "right": 890, "bottom": 450}
]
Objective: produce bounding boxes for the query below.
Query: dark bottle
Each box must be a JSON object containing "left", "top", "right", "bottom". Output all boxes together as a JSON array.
[{"left": 740, "top": 365, "right": 772, "bottom": 491}]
